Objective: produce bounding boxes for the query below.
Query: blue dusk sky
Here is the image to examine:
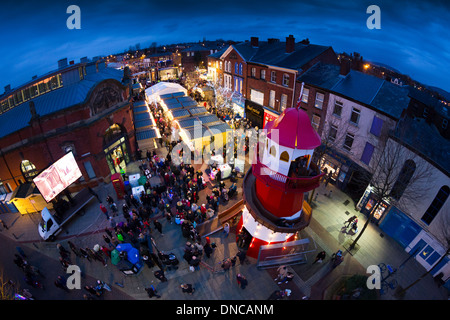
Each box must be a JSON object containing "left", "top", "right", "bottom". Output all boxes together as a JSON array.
[{"left": 1, "top": 0, "right": 449, "bottom": 93}]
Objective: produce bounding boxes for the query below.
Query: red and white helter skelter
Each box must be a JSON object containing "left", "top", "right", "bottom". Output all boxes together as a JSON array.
[{"left": 236, "top": 84, "right": 324, "bottom": 258}]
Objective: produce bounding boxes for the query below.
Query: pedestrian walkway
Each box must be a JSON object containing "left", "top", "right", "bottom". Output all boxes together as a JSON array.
[{"left": 0, "top": 152, "right": 448, "bottom": 300}]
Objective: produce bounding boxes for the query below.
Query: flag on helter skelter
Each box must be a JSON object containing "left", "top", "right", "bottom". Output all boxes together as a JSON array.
[{"left": 296, "top": 82, "right": 305, "bottom": 109}]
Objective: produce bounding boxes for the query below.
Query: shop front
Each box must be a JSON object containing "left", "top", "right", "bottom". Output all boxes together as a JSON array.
[
  {"left": 103, "top": 124, "right": 131, "bottom": 175},
  {"left": 357, "top": 187, "right": 390, "bottom": 223},
  {"left": 244, "top": 100, "right": 264, "bottom": 129},
  {"left": 232, "top": 94, "right": 245, "bottom": 118},
  {"left": 262, "top": 108, "right": 280, "bottom": 128}
]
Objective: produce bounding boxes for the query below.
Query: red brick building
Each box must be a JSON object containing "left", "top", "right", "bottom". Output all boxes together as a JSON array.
[
  {"left": 0, "top": 58, "right": 135, "bottom": 196},
  {"left": 207, "top": 35, "right": 339, "bottom": 128}
]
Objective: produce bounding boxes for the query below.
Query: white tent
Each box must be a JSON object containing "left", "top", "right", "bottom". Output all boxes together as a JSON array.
[{"left": 145, "top": 82, "right": 187, "bottom": 104}]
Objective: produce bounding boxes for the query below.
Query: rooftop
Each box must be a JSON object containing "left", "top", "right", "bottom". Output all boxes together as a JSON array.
[
  {"left": 0, "top": 66, "right": 124, "bottom": 139},
  {"left": 298, "top": 62, "right": 410, "bottom": 119}
]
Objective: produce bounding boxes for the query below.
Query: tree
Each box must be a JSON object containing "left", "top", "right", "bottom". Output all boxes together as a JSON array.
[
  {"left": 347, "top": 132, "right": 434, "bottom": 252},
  {"left": 308, "top": 117, "right": 349, "bottom": 203}
]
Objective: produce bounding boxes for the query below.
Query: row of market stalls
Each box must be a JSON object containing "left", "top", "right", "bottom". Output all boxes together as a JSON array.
[
  {"left": 132, "top": 100, "right": 161, "bottom": 153},
  {"left": 144, "top": 82, "right": 232, "bottom": 155}
]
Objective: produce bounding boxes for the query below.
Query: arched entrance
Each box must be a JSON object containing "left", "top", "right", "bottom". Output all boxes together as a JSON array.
[{"left": 103, "top": 124, "right": 131, "bottom": 175}]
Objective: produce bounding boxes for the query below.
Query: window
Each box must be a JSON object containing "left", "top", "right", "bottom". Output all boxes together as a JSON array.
[
  {"left": 239, "top": 63, "right": 243, "bottom": 75},
  {"left": 329, "top": 125, "right": 338, "bottom": 142},
  {"left": 269, "top": 90, "right": 275, "bottom": 108},
  {"left": 370, "top": 116, "right": 384, "bottom": 137},
  {"left": 443, "top": 119, "right": 448, "bottom": 129},
  {"left": 83, "top": 161, "right": 96, "bottom": 179},
  {"left": 423, "top": 108, "right": 428, "bottom": 118},
  {"left": 360, "top": 142, "right": 375, "bottom": 165},
  {"left": 333, "top": 101, "right": 343, "bottom": 117},
  {"left": 250, "top": 89, "right": 264, "bottom": 106},
  {"left": 350, "top": 107, "right": 361, "bottom": 125},
  {"left": 235, "top": 62, "right": 238, "bottom": 74},
  {"left": 282, "top": 74, "right": 290, "bottom": 86},
  {"left": 219, "top": 61, "right": 222, "bottom": 70},
  {"left": 280, "top": 151, "right": 290, "bottom": 162},
  {"left": 0, "top": 180, "right": 10, "bottom": 195},
  {"left": 391, "top": 160, "right": 416, "bottom": 200},
  {"left": 302, "top": 88, "right": 309, "bottom": 103},
  {"left": 260, "top": 70, "right": 266, "bottom": 80},
  {"left": 269, "top": 145, "right": 276, "bottom": 157},
  {"left": 315, "top": 92, "right": 324, "bottom": 109},
  {"left": 343, "top": 133, "right": 354, "bottom": 151},
  {"left": 311, "top": 114, "right": 321, "bottom": 131},
  {"left": 271, "top": 71, "right": 276, "bottom": 83},
  {"left": 421, "top": 186, "right": 449, "bottom": 225},
  {"left": 280, "top": 94, "right": 287, "bottom": 111},
  {"left": 251, "top": 67, "right": 256, "bottom": 78}
]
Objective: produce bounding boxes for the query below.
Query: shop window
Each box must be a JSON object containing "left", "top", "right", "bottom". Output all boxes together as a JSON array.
[
  {"left": 390, "top": 159, "right": 416, "bottom": 200},
  {"left": 0, "top": 180, "right": 10, "bottom": 195},
  {"left": 280, "top": 151, "right": 289, "bottom": 162},
  {"left": 280, "top": 94, "right": 287, "bottom": 112},
  {"left": 421, "top": 185, "right": 449, "bottom": 225}
]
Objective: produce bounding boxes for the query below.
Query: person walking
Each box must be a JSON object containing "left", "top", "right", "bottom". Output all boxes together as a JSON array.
[
  {"left": 103, "top": 234, "right": 113, "bottom": 248},
  {"left": 344, "top": 215, "right": 357, "bottom": 228},
  {"left": 153, "top": 219, "right": 163, "bottom": 235},
  {"left": 313, "top": 251, "right": 326, "bottom": 264},
  {"left": 68, "top": 241, "right": 81, "bottom": 257},
  {"left": 57, "top": 243, "right": 71, "bottom": 261},
  {"left": 221, "top": 258, "right": 232, "bottom": 271},
  {"left": 236, "top": 250, "right": 246, "bottom": 265},
  {"left": 223, "top": 222, "right": 230, "bottom": 238},
  {"left": 145, "top": 285, "right": 161, "bottom": 298},
  {"left": 180, "top": 283, "right": 195, "bottom": 295},
  {"left": 54, "top": 276, "right": 70, "bottom": 293},
  {"left": 236, "top": 274, "right": 248, "bottom": 289},
  {"left": 100, "top": 204, "right": 110, "bottom": 219}
]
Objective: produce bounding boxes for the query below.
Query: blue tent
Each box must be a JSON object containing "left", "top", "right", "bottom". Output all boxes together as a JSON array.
[{"left": 116, "top": 243, "right": 141, "bottom": 265}]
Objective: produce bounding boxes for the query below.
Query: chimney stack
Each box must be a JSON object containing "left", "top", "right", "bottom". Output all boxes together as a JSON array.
[
  {"left": 58, "top": 58, "right": 68, "bottom": 69},
  {"left": 250, "top": 37, "right": 259, "bottom": 47},
  {"left": 286, "top": 35, "right": 295, "bottom": 53},
  {"left": 4, "top": 84, "right": 11, "bottom": 94},
  {"left": 339, "top": 56, "right": 351, "bottom": 76}
]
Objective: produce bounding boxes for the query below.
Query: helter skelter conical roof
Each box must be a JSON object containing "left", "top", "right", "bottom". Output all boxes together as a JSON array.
[{"left": 265, "top": 107, "right": 321, "bottom": 150}]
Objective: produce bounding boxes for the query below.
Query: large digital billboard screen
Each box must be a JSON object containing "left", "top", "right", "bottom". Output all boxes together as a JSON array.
[{"left": 33, "top": 152, "right": 82, "bottom": 202}]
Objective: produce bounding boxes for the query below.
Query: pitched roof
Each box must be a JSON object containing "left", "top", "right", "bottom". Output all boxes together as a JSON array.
[
  {"left": 0, "top": 67, "right": 124, "bottom": 139},
  {"left": 211, "top": 40, "right": 331, "bottom": 71},
  {"left": 391, "top": 117, "right": 450, "bottom": 175},
  {"left": 298, "top": 62, "right": 410, "bottom": 119}
]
